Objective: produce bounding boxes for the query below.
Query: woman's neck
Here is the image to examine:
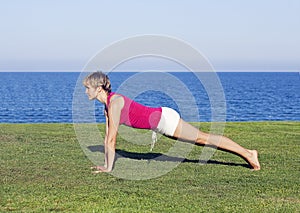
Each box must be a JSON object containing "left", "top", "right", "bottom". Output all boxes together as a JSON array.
[{"left": 97, "top": 91, "right": 109, "bottom": 104}]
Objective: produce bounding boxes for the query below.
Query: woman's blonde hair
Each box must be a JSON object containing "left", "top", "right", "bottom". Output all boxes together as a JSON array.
[{"left": 83, "top": 71, "right": 111, "bottom": 93}]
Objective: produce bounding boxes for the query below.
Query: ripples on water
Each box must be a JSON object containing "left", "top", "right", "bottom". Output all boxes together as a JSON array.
[{"left": 0, "top": 72, "right": 299, "bottom": 123}]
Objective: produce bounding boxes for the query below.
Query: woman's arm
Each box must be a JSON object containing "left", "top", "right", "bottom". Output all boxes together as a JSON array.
[
  {"left": 103, "top": 110, "right": 109, "bottom": 167},
  {"left": 98, "top": 96, "right": 124, "bottom": 172}
]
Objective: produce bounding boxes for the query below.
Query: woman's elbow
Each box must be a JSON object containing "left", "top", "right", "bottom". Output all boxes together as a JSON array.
[{"left": 107, "top": 137, "right": 116, "bottom": 149}]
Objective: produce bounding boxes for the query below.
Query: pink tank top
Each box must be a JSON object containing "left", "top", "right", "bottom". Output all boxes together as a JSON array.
[{"left": 107, "top": 92, "right": 162, "bottom": 130}]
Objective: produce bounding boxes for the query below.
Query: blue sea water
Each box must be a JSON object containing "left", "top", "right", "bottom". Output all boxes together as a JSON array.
[{"left": 0, "top": 72, "right": 299, "bottom": 123}]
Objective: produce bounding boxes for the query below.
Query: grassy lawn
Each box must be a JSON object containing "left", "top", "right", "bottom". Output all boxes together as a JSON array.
[{"left": 0, "top": 122, "right": 299, "bottom": 212}]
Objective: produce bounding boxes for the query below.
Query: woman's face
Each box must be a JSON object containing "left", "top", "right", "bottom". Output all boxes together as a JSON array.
[{"left": 85, "top": 83, "right": 99, "bottom": 100}]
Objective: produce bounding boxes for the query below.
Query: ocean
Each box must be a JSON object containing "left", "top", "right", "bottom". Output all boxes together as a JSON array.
[{"left": 0, "top": 72, "right": 299, "bottom": 123}]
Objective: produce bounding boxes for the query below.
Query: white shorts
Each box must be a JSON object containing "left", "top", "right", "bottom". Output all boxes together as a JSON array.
[{"left": 156, "top": 107, "right": 180, "bottom": 136}]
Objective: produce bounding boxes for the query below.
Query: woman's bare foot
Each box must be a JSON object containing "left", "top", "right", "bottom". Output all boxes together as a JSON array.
[{"left": 248, "top": 150, "right": 261, "bottom": 170}]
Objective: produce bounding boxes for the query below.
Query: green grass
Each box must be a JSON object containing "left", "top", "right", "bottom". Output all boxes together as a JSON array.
[{"left": 0, "top": 122, "right": 299, "bottom": 212}]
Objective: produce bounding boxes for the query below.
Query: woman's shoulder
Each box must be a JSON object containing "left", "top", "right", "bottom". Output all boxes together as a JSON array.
[
  {"left": 108, "top": 93, "right": 124, "bottom": 108},
  {"left": 109, "top": 93, "right": 123, "bottom": 101}
]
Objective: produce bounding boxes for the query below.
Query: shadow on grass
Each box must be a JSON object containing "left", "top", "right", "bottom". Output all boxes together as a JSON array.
[{"left": 88, "top": 145, "right": 250, "bottom": 169}]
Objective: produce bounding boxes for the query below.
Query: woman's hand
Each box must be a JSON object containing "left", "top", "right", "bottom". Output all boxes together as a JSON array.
[{"left": 91, "top": 166, "right": 112, "bottom": 174}]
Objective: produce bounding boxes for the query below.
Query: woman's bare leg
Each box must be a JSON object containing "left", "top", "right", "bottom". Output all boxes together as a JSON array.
[{"left": 173, "top": 119, "right": 260, "bottom": 170}]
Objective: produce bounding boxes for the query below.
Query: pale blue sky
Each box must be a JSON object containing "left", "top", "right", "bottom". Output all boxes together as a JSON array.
[{"left": 0, "top": 0, "right": 299, "bottom": 71}]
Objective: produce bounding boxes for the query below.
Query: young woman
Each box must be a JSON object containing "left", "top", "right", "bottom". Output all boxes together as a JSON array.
[{"left": 83, "top": 71, "right": 260, "bottom": 173}]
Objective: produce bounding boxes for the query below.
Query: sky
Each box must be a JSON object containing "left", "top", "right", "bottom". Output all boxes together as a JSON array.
[{"left": 0, "top": 0, "right": 299, "bottom": 72}]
